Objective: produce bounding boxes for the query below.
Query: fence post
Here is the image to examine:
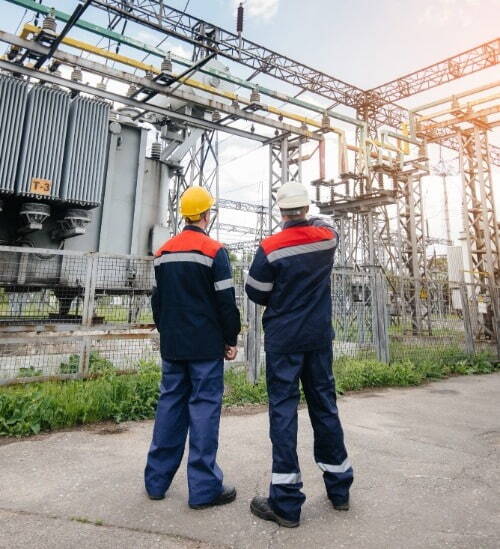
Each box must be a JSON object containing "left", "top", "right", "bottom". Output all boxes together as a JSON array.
[
  {"left": 373, "top": 271, "right": 390, "bottom": 363},
  {"left": 245, "top": 298, "right": 262, "bottom": 384},
  {"left": 459, "top": 283, "right": 475, "bottom": 355},
  {"left": 79, "top": 253, "right": 98, "bottom": 376}
]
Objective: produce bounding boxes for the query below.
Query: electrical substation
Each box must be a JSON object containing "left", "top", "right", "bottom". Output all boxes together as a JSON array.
[{"left": 0, "top": 0, "right": 498, "bottom": 383}]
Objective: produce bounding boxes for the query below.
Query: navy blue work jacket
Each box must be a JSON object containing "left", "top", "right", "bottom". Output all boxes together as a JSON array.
[
  {"left": 245, "top": 218, "right": 338, "bottom": 353},
  {"left": 152, "top": 226, "right": 241, "bottom": 361}
]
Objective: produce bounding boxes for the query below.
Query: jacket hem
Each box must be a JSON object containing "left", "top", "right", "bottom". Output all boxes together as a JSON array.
[{"left": 264, "top": 341, "right": 334, "bottom": 354}]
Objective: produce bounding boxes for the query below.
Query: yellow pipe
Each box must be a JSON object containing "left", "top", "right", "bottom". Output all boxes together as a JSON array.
[
  {"left": 20, "top": 23, "right": 338, "bottom": 135},
  {"left": 399, "top": 123, "right": 410, "bottom": 155},
  {"left": 366, "top": 138, "right": 404, "bottom": 155}
]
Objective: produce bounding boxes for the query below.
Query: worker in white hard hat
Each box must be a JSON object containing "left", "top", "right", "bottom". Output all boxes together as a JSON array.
[{"left": 245, "top": 181, "right": 353, "bottom": 527}]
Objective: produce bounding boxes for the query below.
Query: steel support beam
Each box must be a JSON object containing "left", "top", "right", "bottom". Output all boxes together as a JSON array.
[
  {"left": 459, "top": 127, "right": 500, "bottom": 341},
  {"left": 268, "top": 137, "right": 303, "bottom": 235}
]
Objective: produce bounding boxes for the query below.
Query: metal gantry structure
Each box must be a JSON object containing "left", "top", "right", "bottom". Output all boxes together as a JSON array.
[{"left": 1, "top": 0, "right": 499, "bottom": 342}]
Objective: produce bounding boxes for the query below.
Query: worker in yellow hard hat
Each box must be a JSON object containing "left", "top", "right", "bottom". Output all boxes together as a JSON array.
[
  {"left": 145, "top": 186, "right": 241, "bottom": 509},
  {"left": 179, "top": 186, "right": 215, "bottom": 220}
]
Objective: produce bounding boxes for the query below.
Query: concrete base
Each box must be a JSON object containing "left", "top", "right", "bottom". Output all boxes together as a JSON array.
[{"left": 1, "top": 373, "right": 499, "bottom": 548}]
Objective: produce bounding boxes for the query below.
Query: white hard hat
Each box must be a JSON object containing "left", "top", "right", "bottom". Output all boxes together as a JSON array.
[{"left": 276, "top": 181, "right": 310, "bottom": 209}]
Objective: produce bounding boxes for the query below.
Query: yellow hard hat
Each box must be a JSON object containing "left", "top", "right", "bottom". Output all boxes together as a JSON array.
[{"left": 179, "top": 186, "right": 215, "bottom": 221}]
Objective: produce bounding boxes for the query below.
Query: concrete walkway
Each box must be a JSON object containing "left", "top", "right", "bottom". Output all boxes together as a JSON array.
[{"left": 1, "top": 374, "right": 499, "bottom": 549}]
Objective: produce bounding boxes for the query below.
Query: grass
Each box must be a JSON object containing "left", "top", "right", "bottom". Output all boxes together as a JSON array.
[{"left": 0, "top": 350, "right": 498, "bottom": 438}]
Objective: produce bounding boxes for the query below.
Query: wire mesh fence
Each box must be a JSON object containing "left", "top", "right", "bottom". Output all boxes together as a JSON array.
[
  {"left": 387, "top": 275, "right": 498, "bottom": 363},
  {"left": 0, "top": 246, "right": 498, "bottom": 385},
  {"left": 0, "top": 247, "right": 88, "bottom": 325},
  {"left": 0, "top": 331, "right": 160, "bottom": 384}
]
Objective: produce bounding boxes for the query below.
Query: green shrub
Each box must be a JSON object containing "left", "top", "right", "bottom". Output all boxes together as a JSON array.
[
  {"left": 223, "top": 368, "right": 268, "bottom": 406},
  {"left": 0, "top": 349, "right": 497, "bottom": 438},
  {"left": 59, "top": 352, "right": 115, "bottom": 375},
  {"left": 59, "top": 354, "right": 80, "bottom": 374}
]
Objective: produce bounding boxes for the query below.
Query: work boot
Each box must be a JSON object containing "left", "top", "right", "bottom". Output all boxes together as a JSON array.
[
  {"left": 250, "top": 496, "right": 300, "bottom": 528},
  {"left": 146, "top": 492, "right": 165, "bottom": 501},
  {"left": 189, "top": 484, "right": 237, "bottom": 510},
  {"left": 332, "top": 498, "right": 349, "bottom": 511}
]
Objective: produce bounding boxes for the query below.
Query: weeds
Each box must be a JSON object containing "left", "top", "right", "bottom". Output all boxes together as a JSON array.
[
  {"left": 16, "top": 366, "right": 43, "bottom": 378},
  {"left": 59, "top": 352, "right": 115, "bottom": 375},
  {"left": 0, "top": 351, "right": 498, "bottom": 437}
]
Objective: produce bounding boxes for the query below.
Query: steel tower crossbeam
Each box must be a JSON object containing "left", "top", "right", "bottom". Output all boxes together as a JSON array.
[
  {"left": 88, "top": 0, "right": 364, "bottom": 107},
  {"left": 368, "top": 38, "right": 499, "bottom": 103},
  {"left": 218, "top": 199, "right": 268, "bottom": 214},
  {"left": 7, "top": 1, "right": 500, "bottom": 164},
  {"left": 218, "top": 223, "right": 258, "bottom": 236},
  {"left": 89, "top": 1, "right": 500, "bottom": 153}
]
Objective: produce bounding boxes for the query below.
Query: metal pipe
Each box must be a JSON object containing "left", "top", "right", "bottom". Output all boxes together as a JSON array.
[
  {"left": 130, "top": 128, "right": 148, "bottom": 255},
  {"left": 419, "top": 105, "right": 500, "bottom": 132},
  {"left": 411, "top": 80, "right": 500, "bottom": 113},
  {"left": 381, "top": 129, "right": 421, "bottom": 146},
  {"left": 417, "top": 91, "right": 500, "bottom": 122},
  {"left": 158, "top": 164, "right": 170, "bottom": 227}
]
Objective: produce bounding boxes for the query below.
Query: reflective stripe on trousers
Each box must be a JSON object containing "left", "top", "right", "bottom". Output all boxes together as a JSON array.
[{"left": 266, "top": 348, "right": 353, "bottom": 522}]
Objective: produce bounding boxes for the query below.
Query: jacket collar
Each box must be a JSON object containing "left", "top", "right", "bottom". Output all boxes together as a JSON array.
[
  {"left": 283, "top": 219, "right": 309, "bottom": 230},
  {"left": 183, "top": 225, "right": 207, "bottom": 235}
]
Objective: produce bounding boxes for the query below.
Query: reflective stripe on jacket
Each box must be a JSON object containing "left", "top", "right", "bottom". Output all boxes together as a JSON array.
[
  {"left": 152, "top": 225, "right": 241, "bottom": 360},
  {"left": 245, "top": 218, "right": 338, "bottom": 353}
]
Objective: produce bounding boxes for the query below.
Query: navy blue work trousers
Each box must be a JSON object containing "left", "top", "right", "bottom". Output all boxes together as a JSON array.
[
  {"left": 144, "top": 358, "right": 224, "bottom": 506},
  {"left": 266, "top": 347, "right": 353, "bottom": 522}
]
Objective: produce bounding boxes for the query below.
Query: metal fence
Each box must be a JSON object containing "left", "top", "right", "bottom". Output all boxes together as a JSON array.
[
  {"left": 0, "top": 246, "right": 498, "bottom": 385},
  {"left": 0, "top": 246, "right": 157, "bottom": 384}
]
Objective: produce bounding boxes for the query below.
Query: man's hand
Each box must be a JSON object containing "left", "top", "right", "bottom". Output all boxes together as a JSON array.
[{"left": 224, "top": 345, "right": 237, "bottom": 361}]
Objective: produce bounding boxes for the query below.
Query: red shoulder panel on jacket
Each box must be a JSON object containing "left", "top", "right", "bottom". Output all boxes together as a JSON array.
[
  {"left": 155, "top": 231, "right": 223, "bottom": 258},
  {"left": 261, "top": 225, "right": 334, "bottom": 255}
]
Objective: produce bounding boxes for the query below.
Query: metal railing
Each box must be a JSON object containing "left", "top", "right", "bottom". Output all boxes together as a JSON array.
[{"left": 0, "top": 246, "right": 498, "bottom": 385}]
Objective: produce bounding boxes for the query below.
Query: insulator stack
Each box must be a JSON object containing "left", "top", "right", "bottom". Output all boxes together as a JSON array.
[
  {"left": 127, "top": 84, "right": 137, "bottom": 97},
  {"left": 236, "top": 3, "right": 244, "bottom": 33},
  {"left": 42, "top": 9, "right": 57, "bottom": 34},
  {"left": 161, "top": 54, "right": 173, "bottom": 74},
  {"left": 151, "top": 141, "right": 162, "bottom": 160},
  {"left": 71, "top": 66, "right": 82, "bottom": 82},
  {"left": 212, "top": 110, "right": 221, "bottom": 122},
  {"left": 250, "top": 86, "right": 260, "bottom": 103},
  {"left": 321, "top": 111, "right": 330, "bottom": 129}
]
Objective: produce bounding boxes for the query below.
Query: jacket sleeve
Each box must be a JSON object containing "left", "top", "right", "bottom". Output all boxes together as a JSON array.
[
  {"left": 309, "top": 217, "right": 339, "bottom": 251},
  {"left": 212, "top": 248, "right": 241, "bottom": 346},
  {"left": 151, "top": 267, "right": 161, "bottom": 329},
  {"left": 245, "top": 246, "right": 275, "bottom": 306}
]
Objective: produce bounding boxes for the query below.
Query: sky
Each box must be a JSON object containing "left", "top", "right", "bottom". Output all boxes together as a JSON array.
[{"left": 1, "top": 0, "right": 499, "bottom": 248}]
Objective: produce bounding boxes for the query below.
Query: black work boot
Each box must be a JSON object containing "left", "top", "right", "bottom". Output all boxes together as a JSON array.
[
  {"left": 250, "top": 496, "right": 300, "bottom": 528},
  {"left": 332, "top": 498, "right": 349, "bottom": 511},
  {"left": 147, "top": 492, "right": 165, "bottom": 501},
  {"left": 189, "top": 484, "right": 237, "bottom": 510}
]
